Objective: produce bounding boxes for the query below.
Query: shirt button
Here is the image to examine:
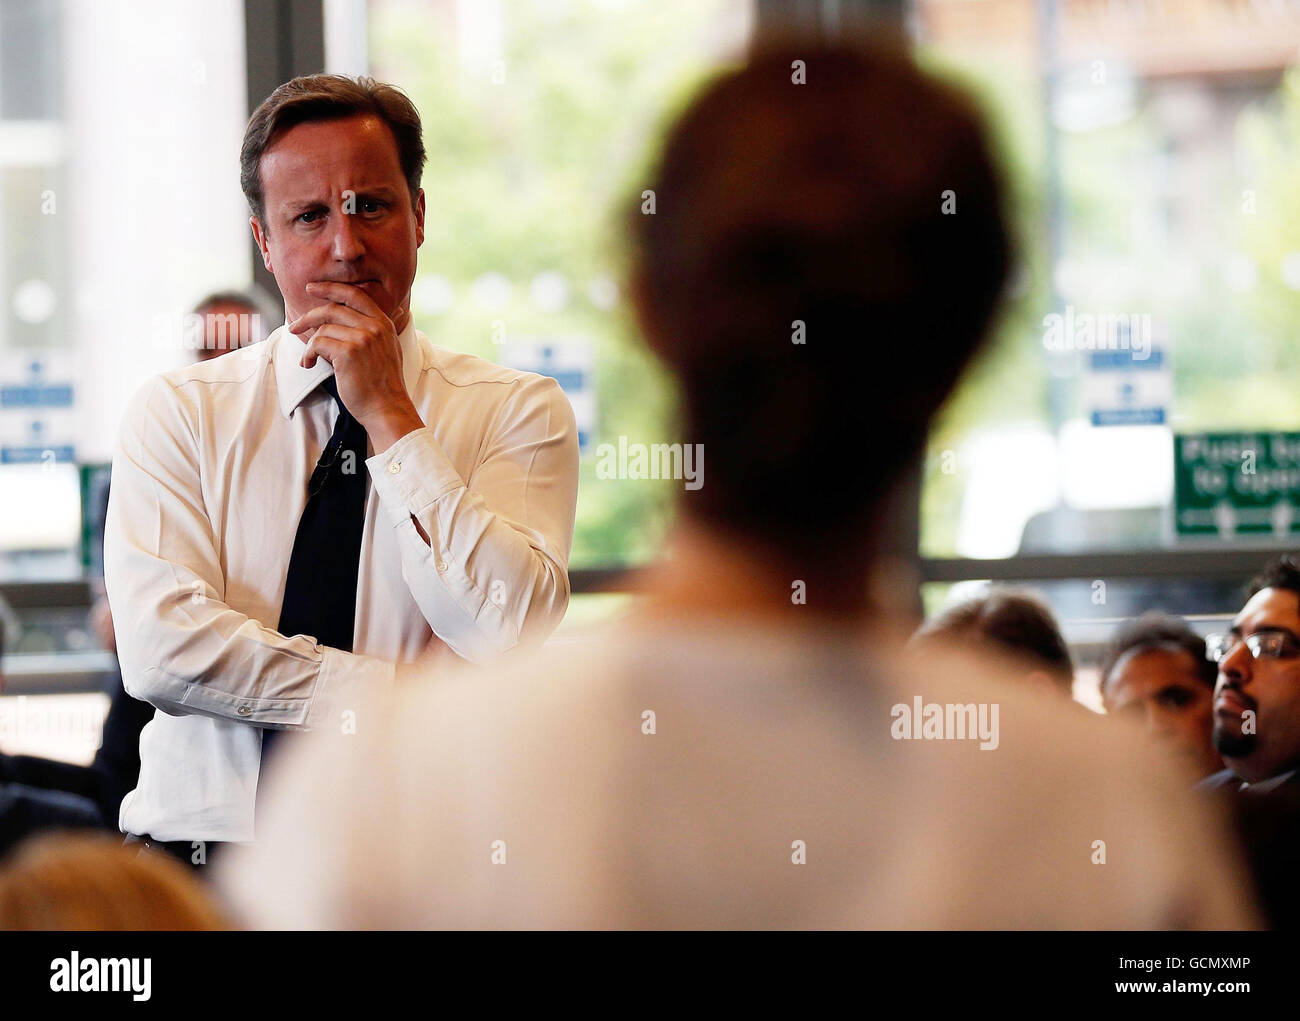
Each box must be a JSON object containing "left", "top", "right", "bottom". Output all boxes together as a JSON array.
[
  {"left": 388, "top": 460, "right": 402, "bottom": 474},
  {"left": 236, "top": 705, "right": 252, "bottom": 716},
  {"left": 436, "top": 560, "right": 448, "bottom": 572}
]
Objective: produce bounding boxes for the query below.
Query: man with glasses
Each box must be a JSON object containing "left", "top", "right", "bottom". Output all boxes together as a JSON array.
[
  {"left": 1198, "top": 555, "right": 1300, "bottom": 925},
  {"left": 1202, "top": 555, "right": 1300, "bottom": 793}
]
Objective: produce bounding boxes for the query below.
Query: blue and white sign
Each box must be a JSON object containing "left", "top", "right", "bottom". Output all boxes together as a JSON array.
[
  {"left": 0, "top": 352, "right": 77, "bottom": 464},
  {"left": 1081, "top": 327, "right": 1171, "bottom": 427},
  {"left": 499, "top": 339, "right": 594, "bottom": 455}
]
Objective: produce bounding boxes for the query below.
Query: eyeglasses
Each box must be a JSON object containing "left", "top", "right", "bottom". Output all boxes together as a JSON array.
[{"left": 1205, "top": 629, "right": 1300, "bottom": 664}]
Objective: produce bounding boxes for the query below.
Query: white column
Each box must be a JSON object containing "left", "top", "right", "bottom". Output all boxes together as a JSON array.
[{"left": 67, "top": 0, "right": 250, "bottom": 462}]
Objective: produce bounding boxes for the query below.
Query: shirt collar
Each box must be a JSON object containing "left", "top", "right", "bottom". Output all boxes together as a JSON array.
[{"left": 274, "top": 313, "right": 424, "bottom": 419}]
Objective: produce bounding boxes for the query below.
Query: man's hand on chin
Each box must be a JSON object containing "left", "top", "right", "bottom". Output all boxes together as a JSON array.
[
  {"left": 291, "top": 281, "right": 433, "bottom": 547},
  {"left": 289, "top": 280, "right": 425, "bottom": 452}
]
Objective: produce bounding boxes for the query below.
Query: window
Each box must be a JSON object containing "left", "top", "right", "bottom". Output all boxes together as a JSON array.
[
  {"left": 0, "top": 0, "right": 249, "bottom": 580},
  {"left": 364, "top": 0, "right": 753, "bottom": 571},
  {"left": 917, "top": 0, "right": 1300, "bottom": 570}
]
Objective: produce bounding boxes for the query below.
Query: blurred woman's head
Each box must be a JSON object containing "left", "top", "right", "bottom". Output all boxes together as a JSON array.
[
  {"left": 629, "top": 40, "right": 1010, "bottom": 577},
  {"left": 0, "top": 834, "right": 231, "bottom": 930}
]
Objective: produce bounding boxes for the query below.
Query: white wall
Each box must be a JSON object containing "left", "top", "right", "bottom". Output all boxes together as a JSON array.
[{"left": 67, "top": 0, "right": 251, "bottom": 462}]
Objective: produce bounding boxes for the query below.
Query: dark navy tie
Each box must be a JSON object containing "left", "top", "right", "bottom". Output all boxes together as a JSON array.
[{"left": 259, "top": 375, "right": 368, "bottom": 791}]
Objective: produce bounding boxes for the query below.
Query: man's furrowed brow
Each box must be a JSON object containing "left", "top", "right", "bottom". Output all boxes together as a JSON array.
[
  {"left": 1235, "top": 619, "right": 1300, "bottom": 644},
  {"left": 1256, "top": 623, "right": 1300, "bottom": 643},
  {"left": 280, "top": 196, "right": 327, "bottom": 215},
  {"left": 281, "top": 187, "right": 398, "bottom": 211}
]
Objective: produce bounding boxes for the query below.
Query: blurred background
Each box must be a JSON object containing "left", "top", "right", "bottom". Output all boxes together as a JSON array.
[{"left": 5, "top": 0, "right": 1300, "bottom": 743}]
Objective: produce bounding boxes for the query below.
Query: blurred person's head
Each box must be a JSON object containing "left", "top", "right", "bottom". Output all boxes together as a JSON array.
[
  {"left": 628, "top": 41, "right": 1009, "bottom": 612},
  {"left": 1100, "top": 612, "right": 1220, "bottom": 779},
  {"left": 191, "top": 287, "right": 279, "bottom": 361},
  {"left": 912, "top": 590, "right": 1074, "bottom": 696},
  {"left": 0, "top": 833, "right": 230, "bottom": 930},
  {"left": 241, "top": 74, "right": 426, "bottom": 339},
  {"left": 1211, "top": 555, "right": 1300, "bottom": 783}
]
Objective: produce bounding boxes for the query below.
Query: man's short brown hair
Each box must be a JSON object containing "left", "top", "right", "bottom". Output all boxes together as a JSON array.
[
  {"left": 914, "top": 589, "right": 1075, "bottom": 693},
  {"left": 240, "top": 74, "right": 427, "bottom": 226},
  {"left": 1098, "top": 611, "right": 1216, "bottom": 693}
]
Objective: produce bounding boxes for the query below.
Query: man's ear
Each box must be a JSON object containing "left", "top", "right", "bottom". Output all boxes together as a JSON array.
[
  {"left": 414, "top": 188, "right": 426, "bottom": 249},
  {"left": 1026, "top": 668, "right": 1069, "bottom": 698},
  {"left": 249, "top": 215, "right": 274, "bottom": 273}
]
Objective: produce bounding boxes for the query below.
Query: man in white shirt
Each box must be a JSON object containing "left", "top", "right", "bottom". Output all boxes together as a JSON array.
[
  {"left": 218, "top": 43, "right": 1257, "bottom": 929},
  {"left": 104, "top": 75, "right": 578, "bottom": 860}
]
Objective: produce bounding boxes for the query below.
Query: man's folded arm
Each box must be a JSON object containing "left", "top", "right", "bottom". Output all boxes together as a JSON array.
[
  {"left": 103, "top": 377, "right": 394, "bottom": 731},
  {"left": 367, "top": 373, "right": 579, "bottom": 662}
]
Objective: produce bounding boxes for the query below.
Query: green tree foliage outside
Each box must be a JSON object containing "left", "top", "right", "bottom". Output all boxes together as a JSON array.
[{"left": 369, "top": 0, "right": 748, "bottom": 569}]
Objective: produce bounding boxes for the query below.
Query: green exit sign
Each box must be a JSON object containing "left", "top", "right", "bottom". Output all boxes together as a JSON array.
[{"left": 1175, "top": 432, "right": 1300, "bottom": 537}]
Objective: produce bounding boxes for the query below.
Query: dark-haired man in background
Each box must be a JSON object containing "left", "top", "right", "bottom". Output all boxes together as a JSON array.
[
  {"left": 1203, "top": 555, "right": 1300, "bottom": 793},
  {"left": 913, "top": 589, "right": 1076, "bottom": 699},
  {"left": 1197, "top": 555, "right": 1300, "bottom": 925},
  {"left": 104, "top": 75, "right": 578, "bottom": 866},
  {"left": 1100, "top": 612, "right": 1222, "bottom": 781},
  {"left": 190, "top": 287, "right": 281, "bottom": 361}
]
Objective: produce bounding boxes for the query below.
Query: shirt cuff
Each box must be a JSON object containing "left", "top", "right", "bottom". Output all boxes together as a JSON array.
[
  {"left": 305, "top": 646, "right": 397, "bottom": 731},
  {"left": 366, "top": 427, "right": 464, "bottom": 527}
]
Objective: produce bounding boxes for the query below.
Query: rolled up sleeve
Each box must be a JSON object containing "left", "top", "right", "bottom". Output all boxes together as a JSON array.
[{"left": 365, "top": 373, "right": 579, "bottom": 662}]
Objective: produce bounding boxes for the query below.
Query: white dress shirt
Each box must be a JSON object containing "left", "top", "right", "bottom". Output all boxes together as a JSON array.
[
  {"left": 104, "top": 321, "right": 579, "bottom": 842},
  {"left": 219, "top": 618, "right": 1257, "bottom": 929}
]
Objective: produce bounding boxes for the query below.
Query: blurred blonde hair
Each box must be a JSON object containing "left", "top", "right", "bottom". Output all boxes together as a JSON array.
[{"left": 0, "top": 833, "right": 231, "bottom": 930}]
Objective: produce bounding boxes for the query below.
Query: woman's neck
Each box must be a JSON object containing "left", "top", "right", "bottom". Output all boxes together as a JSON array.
[{"left": 632, "top": 517, "right": 918, "bottom": 638}]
